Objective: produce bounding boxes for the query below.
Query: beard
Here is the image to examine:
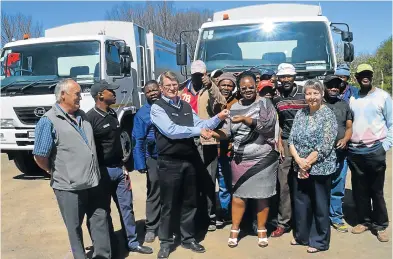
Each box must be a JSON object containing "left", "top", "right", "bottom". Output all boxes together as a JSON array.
[{"left": 282, "top": 82, "right": 293, "bottom": 91}]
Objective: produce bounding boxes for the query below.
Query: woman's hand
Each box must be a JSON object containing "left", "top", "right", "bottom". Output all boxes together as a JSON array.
[
  {"left": 296, "top": 157, "right": 311, "bottom": 171},
  {"left": 231, "top": 115, "right": 245, "bottom": 124},
  {"left": 278, "top": 141, "right": 285, "bottom": 162},
  {"left": 298, "top": 169, "right": 309, "bottom": 179}
]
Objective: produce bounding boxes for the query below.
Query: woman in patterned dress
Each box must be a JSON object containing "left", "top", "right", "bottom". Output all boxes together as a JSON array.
[
  {"left": 288, "top": 79, "right": 338, "bottom": 253},
  {"left": 212, "top": 71, "right": 278, "bottom": 248}
]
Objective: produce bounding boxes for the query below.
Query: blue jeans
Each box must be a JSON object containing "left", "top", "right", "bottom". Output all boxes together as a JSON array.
[
  {"left": 217, "top": 156, "right": 232, "bottom": 214},
  {"left": 107, "top": 167, "right": 139, "bottom": 249},
  {"left": 329, "top": 152, "right": 348, "bottom": 225}
]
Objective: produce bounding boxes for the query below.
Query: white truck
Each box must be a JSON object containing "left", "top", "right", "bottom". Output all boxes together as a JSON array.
[
  {"left": 176, "top": 3, "right": 354, "bottom": 81},
  {"left": 0, "top": 21, "right": 185, "bottom": 175}
]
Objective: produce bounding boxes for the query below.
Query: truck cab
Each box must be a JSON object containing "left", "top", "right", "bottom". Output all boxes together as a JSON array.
[
  {"left": 177, "top": 4, "right": 354, "bottom": 82},
  {"left": 0, "top": 21, "right": 183, "bottom": 175}
]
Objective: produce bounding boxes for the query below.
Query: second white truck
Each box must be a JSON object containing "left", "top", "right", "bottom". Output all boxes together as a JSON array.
[{"left": 177, "top": 3, "right": 354, "bottom": 82}]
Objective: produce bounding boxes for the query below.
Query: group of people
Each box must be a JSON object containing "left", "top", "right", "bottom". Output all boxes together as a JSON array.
[{"left": 32, "top": 59, "right": 391, "bottom": 259}]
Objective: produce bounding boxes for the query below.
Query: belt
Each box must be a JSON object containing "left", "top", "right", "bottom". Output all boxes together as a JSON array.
[{"left": 107, "top": 164, "right": 122, "bottom": 168}]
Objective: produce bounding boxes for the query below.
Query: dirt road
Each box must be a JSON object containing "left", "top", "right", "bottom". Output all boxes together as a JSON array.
[{"left": 1, "top": 153, "right": 392, "bottom": 259}]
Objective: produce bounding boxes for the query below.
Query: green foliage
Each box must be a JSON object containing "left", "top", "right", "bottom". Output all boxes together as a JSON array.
[
  {"left": 372, "top": 37, "right": 392, "bottom": 94},
  {"left": 344, "top": 37, "right": 392, "bottom": 94}
]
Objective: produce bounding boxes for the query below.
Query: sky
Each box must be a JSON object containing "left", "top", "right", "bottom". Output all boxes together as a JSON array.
[{"left": 1, "top": 1, "right": 392, "bottom": 55}]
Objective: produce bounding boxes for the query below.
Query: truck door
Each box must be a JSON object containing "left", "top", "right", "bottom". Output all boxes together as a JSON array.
[
  {"left": 104, "top": 42, "right": 130, "bottom": 111},
  {"left": 134, "top": 25, "right": 148, "bottom": 108}
]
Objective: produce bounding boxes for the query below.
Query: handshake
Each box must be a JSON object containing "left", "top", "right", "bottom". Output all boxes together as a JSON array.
[
  {"left": 201, "top": 129, "right": 214, "bottom": 140},
  {"left": 200, "top": 109, "right": 230, "bottom": 140}
]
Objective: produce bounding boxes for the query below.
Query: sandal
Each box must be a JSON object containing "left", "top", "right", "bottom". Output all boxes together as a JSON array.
[
  {"left": 290, "top": 239, "right": 301, "bottom": 246},
  {"left": 257, "top": 229, "right": 268, "bottom": 248},
  {"left": 228, "top": 229, "right": 240, "bottom": 248},
  {"left": 307, "top": 247, "right": 321, "bottom": 253}
]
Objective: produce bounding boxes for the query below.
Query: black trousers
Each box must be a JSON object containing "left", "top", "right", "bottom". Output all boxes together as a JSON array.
[
  {"left": 292, "top": 173, "right": 331, "bottom": 251},
  {"left": 158, "top": 156, "right": 198, "bottom": 248},
  {"left": 347, "top": 146, "right": 388, "bottom": 231},
  {"left": 269, "top": 139, "right": 294, "bottom": 230},
  {"left": 145, "top": 157, "right": 161, "bottom": 233}
]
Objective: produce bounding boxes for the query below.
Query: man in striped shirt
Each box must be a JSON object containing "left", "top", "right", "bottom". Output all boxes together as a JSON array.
[{"left": 270, "top": 63, "right": 307, "bottom": 237}]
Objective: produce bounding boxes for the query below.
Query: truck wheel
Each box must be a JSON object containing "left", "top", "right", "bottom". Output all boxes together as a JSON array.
[
  {"left": 13, "top": 151, "right": 46, "bottom": 176},
  {"left": 120, "top": 125, "right": 134, "bottom": 172}
]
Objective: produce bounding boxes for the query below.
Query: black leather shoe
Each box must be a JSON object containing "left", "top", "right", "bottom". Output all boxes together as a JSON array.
[
  {"left": 157, "top": 247, "right": 171, "bottom": 259},
  {"left": 129, "top": 245, "right": 153, "bottom": 254},
  {"left": 181, "top": 241, "right": 206, "bottom": 253}
]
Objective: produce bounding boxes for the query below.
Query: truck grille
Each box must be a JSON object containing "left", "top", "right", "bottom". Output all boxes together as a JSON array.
[{"left": 13, "top": 106, "right": 52, "bottom": 125}]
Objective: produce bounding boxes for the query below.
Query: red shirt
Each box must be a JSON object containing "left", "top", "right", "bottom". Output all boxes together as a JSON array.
[{"left": 180, "top": 81, "right": 199, "bottom": 113}]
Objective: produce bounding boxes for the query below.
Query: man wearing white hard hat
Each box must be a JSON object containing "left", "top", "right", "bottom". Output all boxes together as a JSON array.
[
  {"left": 270, "top": 63, "right": 307, "bottom": 237},
  {"left": 179, "top": 60, "right": 227, "bottom": 232}
]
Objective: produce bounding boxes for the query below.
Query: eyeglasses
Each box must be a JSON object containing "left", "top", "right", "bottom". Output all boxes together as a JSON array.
[{"left": 162, "top": 83, "right": 178, "bottom": 90}]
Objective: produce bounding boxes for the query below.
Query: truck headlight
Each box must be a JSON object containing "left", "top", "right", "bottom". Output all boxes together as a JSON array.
[{"left": 1, "top": 119, "right": 15, "bottom": 128}]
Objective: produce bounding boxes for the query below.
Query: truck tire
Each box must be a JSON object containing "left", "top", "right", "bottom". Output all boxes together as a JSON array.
[
  {"left": 13, "top": 151, "right": 46, "bottom": 176},
  {"left": 120, "top": 121, "right": 134, "bottom": 172}
]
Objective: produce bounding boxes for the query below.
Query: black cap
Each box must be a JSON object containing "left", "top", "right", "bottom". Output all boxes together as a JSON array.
[
  {"left": 90, "top": 80, "right": 120, "bottom": 97},
  {"left": 250, "top": 67, "right": 261, "bottom": 75},
  {"left": 323, "top": 75, "right": 342, "bottom": 85}
]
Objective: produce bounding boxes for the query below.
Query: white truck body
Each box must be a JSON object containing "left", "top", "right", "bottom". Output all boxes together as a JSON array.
[{"left": 0, "top": 21, "right": 184, "bottom": 174}]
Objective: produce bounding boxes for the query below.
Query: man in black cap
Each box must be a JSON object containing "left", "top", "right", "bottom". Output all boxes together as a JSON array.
[
  {"left": 86, "top": 80, "right": 153, "bottom": 255},
  {"left": 323, "top": 75, "right": 353, "bottom": 233}
]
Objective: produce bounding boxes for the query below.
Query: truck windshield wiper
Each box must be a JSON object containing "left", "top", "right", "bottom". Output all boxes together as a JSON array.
[
  {"left": 1, "top": 80, "right": 31, "bottom": 91},
  {"left": 72, "top": 76, "right": 97, "bottom": 81},
  {"left": 221, "top": 65, "right": 254, "bottom": 71},
  {"left": 20, "top": 79, "right": 59, "bottom": 92}
]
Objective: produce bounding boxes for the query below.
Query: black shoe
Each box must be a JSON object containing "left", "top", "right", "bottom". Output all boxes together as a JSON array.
[
  {"left": 173, "top": 233, "right": 181, "bottom": 244},
  {"left": 129, "top": 245, "right": 153, "bottom": 254},
  {"left": 181, "top": 241, "right": 206, "bottom": 253},
  {"left": 145, "top": 231, "right": 156, "bottom": 243},
  {"left": 157, "top": 247, "right": 171, "bottom": 259}
]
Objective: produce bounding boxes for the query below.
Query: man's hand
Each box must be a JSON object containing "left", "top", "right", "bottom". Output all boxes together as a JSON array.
[
  {"left": 122, "top": 166, "right": 129, "bottom": 176},
  {"left": 231, "top": 115, "right": 245, "bottom": 124},
  {"left": 218, "top": 109, "right": 230, "bottom": 120},
  {"left": 138, "top": 169, "right": 148, "bottom": 174},
  {"left": 201, "top": 129, "right": 213, "bottom": 140},
  {"left": 202, "top": 74, "right": 212, "bottom": 89},
  {"left": 336, "top": 138, "right": 348, "bottom": 149}
]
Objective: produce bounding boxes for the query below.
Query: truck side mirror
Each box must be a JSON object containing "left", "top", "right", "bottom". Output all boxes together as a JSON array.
[
  {"left": 125, "top": 46, "right": 133, "bottom": 62},
  {"left": 176, "top": 43, "right": 188, "bottom": 66},
  {"left": 121, "top": 56, "right": 131, "bottom": 75},
  {"left": 344, "top": 42, "right": 354, "bottom": 62},
  {"left": 342, "top": 31, "right": 353, "bottom": 42},
  {"left": 119, "top": 45, "right": 127, "bottom": 55}
]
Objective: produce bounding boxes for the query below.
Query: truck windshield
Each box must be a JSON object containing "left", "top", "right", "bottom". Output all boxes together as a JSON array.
[
  {"left": 196, "top": 21, "right": 334, "bottom": 72},
  {"left": 1, "top": 41, "right": 100, "bottom": 83}
]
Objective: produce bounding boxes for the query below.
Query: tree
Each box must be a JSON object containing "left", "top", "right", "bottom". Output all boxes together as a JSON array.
[
  {"left": 106, "top": 1, "right": 212, "bottom": 59},
  {"left": 1, "top": 12, "right": 43, "bottom": 45},
  {"left": 371, "top": 37, "right": 392, "bottom": 93}
]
